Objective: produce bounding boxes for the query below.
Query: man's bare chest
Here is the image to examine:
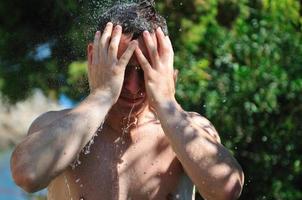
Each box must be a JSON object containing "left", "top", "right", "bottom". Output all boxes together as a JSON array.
[{"left": 49, "top": 124, "right": 184, "bottom": 200}]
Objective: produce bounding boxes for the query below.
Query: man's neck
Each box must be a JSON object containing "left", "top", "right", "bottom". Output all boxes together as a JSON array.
[{"left": 105, "top": 104, "right": 159, "bottom": 134}]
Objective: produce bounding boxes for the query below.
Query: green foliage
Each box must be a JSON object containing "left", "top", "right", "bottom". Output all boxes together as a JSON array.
[
  {"left": 173, "top": 0, "right": 302, "bottom": 199},
  {"left": 0, "top": 0, "right": 301, "bottom": 199}
]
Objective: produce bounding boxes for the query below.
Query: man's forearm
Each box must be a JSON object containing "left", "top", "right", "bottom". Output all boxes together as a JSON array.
[
  {"left": 155, "top": 99, "right": 244, "bottom": 200},
  {"left": 11, "top": 90, "right": 114, "bottom": 192}
]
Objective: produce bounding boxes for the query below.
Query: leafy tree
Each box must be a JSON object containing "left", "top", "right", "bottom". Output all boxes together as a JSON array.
[
  {"left": 172, "top": 0, "right": 302, "bottom": 199},
  {"left": 0, "top": 0, "right": 301, "bottom": 199}
]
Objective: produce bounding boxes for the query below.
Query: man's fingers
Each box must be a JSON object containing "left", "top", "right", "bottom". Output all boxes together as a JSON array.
[
  {"left": 108, "top": 25, "right": 122, "bottom": 60},
  {"left": 135, "top": 47, "right": 152, "bottom": 74},
  {"left": 156, "top": 27, "right": 170, "bottom": 55},
  {"left": 92, "top": 31, "right": 101, "bottom": 65},
  {"left": 165, "top": 35, "right": 173, "bottom": 51},
  {"left": 117, "top": 40, "right": 138, "bottom": 68},
  {"left": 100, "top": 22, "right": 113, "bottom": 51},
  {"left": 143, "top": 31, "right": 159, "bottom": 66},
  {"left": 165, "top": 35, "right": 174, "bottom": 64}
]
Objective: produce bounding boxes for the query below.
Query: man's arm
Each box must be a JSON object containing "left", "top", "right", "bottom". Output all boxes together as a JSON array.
[
  {"left": 10, "top": 91, "right": 114, "bottom": 193},
  {"left": 155, "top": 101, "right": 244, "bottom": 200},
  {"left": 135, "top": 27, "right": 244, "bottom": 200},
  {"left": 27, "top": 109, "right": 71, "bottom": 135},
  {"left": 10, "top": 22, "right": 138, "bottom": 193}
]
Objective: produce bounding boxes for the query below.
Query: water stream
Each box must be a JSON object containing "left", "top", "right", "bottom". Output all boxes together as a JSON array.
[
  {"left": 64, "top": 104, "right": 137, "bottom": 199},
  {"left": 63, "top": 174, "right": 73, "bottom": 200}
]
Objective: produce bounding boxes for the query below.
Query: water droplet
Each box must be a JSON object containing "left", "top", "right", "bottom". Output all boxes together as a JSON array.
[
  {"left": 75, "top": 178, "right": 80, "bottom": 183},
  {"left": 121, "top": 104, "right": 136, "bottom": 133},
  {"left": 83, "top": 122, "right": 104, "bottom": 155},
  {"left": 262, "top": 136, "right": 268, "bottom": 142},
  {"left": 70, "top": 154, "right": 81, "bottom": 169},
  {"left": 64, "top": 175, "right": 73, "bottom": 200}
]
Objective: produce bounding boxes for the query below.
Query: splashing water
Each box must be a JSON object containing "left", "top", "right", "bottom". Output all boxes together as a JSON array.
[
  {"left": 83, "top": 121, "right": 105, "bottom": 154},
  {"left": 80, "top": 0, "right": 168, "bottom": 46},
  {"left": 70, "top": 153, "right": 81, "bottom": 170},
  {"left": 64, "top": 174, "right": 73, "bottom": 200},
  {"left": 48, "top": 183, "right": 54, "bottom": 200},
  {"left": 70, "top": 121, "right": 105, "bottom": 169},
  {"left": 121, "top": 104, "right": 138, "bottom": 134}
]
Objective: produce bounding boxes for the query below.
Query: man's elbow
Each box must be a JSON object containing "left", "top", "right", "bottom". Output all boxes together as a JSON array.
[
  {"left": 208, "top": 180, "right": 243, "bottom": 200},
  {"left": 222, "top": 171, "right": 244, "bottom": 200},
  {"left": 10, "top": 152, "right": 43, "bottom": 193},
  {"left": 223, "top": 181, "right": 243, "bottom": 200},
  {"left": 200, "top": 170, "right": 244, "bottom": 200},
  {"left": 11, "top": 167, "right": 42, "bottom": 193}
]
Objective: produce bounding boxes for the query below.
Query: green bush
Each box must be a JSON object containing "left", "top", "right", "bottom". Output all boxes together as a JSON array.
[
  {"left": 0, "top": 0, "right": 301, "bottom": 199},
  {"left": 172, "top": 0, "right": 302, "bottom": 199}
]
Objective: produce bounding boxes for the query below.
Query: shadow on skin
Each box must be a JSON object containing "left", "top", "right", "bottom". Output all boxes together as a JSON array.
[
  {"left": 106, "top": 120, "right": 183, "bottom": 199},
  {"left": 56, "top": 102, "right": 242, "bottom": 199},
  {"left": 11, "top": 111, "right": 90, "bottom": 192},
  {"left": 161, "top": 101, "right": 243, "bottom": 199}
]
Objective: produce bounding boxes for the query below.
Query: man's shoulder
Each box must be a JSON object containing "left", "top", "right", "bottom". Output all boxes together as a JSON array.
[{"left": 27, "top": 108, "right": 72, "bottom": 135}]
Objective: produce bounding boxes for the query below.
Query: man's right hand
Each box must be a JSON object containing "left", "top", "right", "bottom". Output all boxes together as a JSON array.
[
  {"left": 11, "top": 22, "right": 138, "bottom": 194},
  {"left": 88, "top": 22, "right": 138, "bottom": 103}
]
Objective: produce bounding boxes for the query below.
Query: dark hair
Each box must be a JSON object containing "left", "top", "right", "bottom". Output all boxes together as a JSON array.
[{"left": 97, "top": 0, "right": 168, "bottom": 39}]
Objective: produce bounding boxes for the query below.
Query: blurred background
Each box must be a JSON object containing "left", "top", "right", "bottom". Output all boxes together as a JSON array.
[{"left": 0, "top": 0, "right": 301, "bottom": 199}]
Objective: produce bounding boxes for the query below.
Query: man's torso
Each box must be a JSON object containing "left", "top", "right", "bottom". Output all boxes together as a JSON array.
[{"left": 47, "top": 118, "right": 194, "bottom": 200}]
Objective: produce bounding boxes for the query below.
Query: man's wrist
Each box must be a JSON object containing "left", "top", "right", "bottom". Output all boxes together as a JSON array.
[
  {"left": 89, "top": 89, "right": 116, "bottom": 107},
  {"left": 153, "top": 97, "right": 181, "bottom": 116}
]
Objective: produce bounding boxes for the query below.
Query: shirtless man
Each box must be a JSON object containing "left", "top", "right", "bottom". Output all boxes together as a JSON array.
[{"left": 10, "top": 2, "right": 244, "bottom": 200}]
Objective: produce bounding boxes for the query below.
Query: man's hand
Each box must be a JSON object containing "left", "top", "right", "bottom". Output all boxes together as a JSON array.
[
  {"left": 135, "top": 27, "right": 176, "bottom": 109},
  {"left": 88, "top": 22, "right": 138, "bottom": 103}
]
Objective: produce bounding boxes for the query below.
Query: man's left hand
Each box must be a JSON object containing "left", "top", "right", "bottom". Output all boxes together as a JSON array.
[{"left": 135, "top": 27, "right": 176, "bottom": 109}]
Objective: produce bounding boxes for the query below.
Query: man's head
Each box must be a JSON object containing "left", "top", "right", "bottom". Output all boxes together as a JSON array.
[
  {"left": 88, "top": 0, "right": 169, "bottom": 116},
  {"left": 97, "top": 0, "right": 168, "bottom": 39}
]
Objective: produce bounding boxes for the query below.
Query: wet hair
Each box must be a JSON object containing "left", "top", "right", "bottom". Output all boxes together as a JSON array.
[{"left": 97, "top": 0, "right": 168, "bottom": 39}]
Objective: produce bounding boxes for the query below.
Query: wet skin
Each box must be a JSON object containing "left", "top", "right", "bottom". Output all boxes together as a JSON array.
[
  {"left": 47, "top": 32, "right": 185, "bottom": 200},
  {"left": 48, "top": 112, "right": 185, "bottom": 200},
  {"left": 11, "top": 23, "right": 244, "bottom": 200}
]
